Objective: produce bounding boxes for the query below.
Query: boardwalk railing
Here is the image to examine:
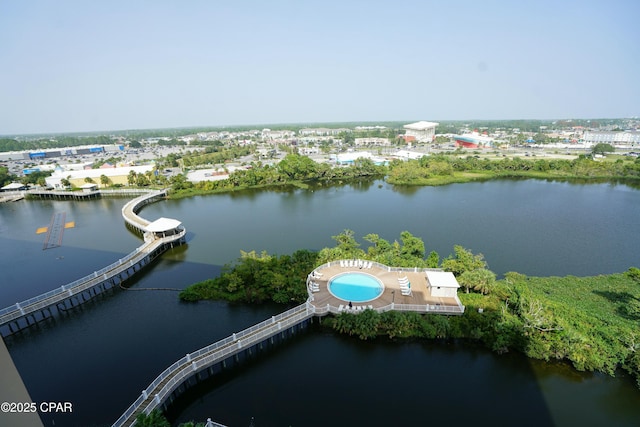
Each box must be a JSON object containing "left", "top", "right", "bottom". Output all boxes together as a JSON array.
[
  {"left": 121, "top": 190, "right": 168, "bottom": 230},
  {"left": 312, "top": 259, "right": 443, "bottom": 274},
  {"left": 0, "top": 230, "right": 186, "bottom": 325},
  {"left": 112, "top": 304, "right": 313, "bottom": 427},
  {"left": 311, "top": 302, "right": 465, "bottom": 316},
  {"left": 0, "top": 189, "right": 182, "bottom": 327},
  {"left": 113, "top": 297, "right": 464, "bottom": 426}
]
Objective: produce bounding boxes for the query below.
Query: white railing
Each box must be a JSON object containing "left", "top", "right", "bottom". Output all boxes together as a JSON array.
[
  {"left": 113, "top": 294, "right": 465, "bottom": 426},
  {"left": 0, "top": 190, "right": 183, "bottom": 326},
  {"left": 312, "top": 259, "right": 443, "bottom": 275},
  {"left": 121, "top": 190, "right": 167, "bottom": 230},
  {"left": 0, "top": 229, "right": 187, "bottom": 325},
  {"left": 113, "top": 304, "right": 312, "bottom": 427}
]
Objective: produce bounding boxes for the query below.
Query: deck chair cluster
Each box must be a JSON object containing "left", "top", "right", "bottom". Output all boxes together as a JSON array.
[
  {"left": 398, "top": 276, "right": 412, "bottom": 296},
  {"left": 339, "top": 259, "right": 372, "bottom": 269}
]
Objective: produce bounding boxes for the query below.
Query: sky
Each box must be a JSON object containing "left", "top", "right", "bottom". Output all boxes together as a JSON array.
[{"left": 1, "top": 0, "right": 639, "bottom": 135}]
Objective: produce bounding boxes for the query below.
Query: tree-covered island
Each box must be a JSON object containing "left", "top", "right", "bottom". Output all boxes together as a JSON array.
[{"left": 180, "top": 230, "right": 640, "bottom": 389}]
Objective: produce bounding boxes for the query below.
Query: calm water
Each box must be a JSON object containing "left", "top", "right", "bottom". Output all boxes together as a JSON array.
[{"left": 1, "top": 179, "right": 639, "bottom": 427}]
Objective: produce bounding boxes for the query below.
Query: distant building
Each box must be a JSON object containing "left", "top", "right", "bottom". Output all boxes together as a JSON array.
[
  {"left": 582, "top": 131, "right": 640, "bottom": 145},
  {"left": 45, "top": 165, "right": 155, "bottom": 189},
  {"left": 354, "top": 137, "right": 390, "bottom": 146},
  {"left": 403, "top": 121, "right": 439, "bottom": 142},
  {"left": 298, "top": 128, "right": 351, "bottom": 137}
]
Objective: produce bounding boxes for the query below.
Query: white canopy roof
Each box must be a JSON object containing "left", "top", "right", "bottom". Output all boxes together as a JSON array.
[
  {"left": 404, "top": 121, "right": 439, "bottom": 131},
  {"left": 1, "top": 182, "right": 27, "bottom": 190},
  {"left": 145, "top": 217, "right": 182, "bottom": 233},
  {"left": 425, "top": 271, "right": 460, "bottom": 288}
]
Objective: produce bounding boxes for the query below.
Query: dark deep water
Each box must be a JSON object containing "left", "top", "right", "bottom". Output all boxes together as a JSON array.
[{"left": 1, "top": 179, "right": 639, "bottom": 426}]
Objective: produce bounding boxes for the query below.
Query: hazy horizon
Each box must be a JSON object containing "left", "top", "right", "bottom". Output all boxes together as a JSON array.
[{"left": 1, "top": 1, "right": 638, "bottom": 135}]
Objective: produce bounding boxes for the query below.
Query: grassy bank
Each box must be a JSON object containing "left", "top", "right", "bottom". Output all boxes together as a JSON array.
[{"left": 322, "top": 270, "right": 640, "bottom": 388}]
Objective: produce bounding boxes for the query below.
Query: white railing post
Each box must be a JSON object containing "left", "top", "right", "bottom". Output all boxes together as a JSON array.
[
  {"left": 154, "top": 394, "right": 160, "bottom": 405},
  {"left": 142, "top": 390, "right": 148, "bottom": 399},
  {"left": 191, "top": 361, "right": 197, "bottom": 371},
  {"left": 186, "top": 353, "right": 191, "bottom": 362},
  {"left": 277, "top": 322, "right": 281, "bottom": 330}
]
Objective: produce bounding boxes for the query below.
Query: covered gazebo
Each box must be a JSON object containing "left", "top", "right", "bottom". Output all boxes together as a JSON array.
[
  {"left": 145, "top": 217, "right": 183, "bottom": 238},
  {"left": 425, "top": 271, "right": 461, "bottom": 298}
]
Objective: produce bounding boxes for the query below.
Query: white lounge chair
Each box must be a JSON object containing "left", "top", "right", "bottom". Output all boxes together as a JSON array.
[
  {"left": 398, "top": 276, "right": 409, "bottom": 283},
  {"left": 366, "top": 261, "right": 372, "bottom": 268},
  {"left": 368, "top": 305, "right": 373, "bottom": 310},
  {"left": 338, "top": 304, "right": 344, "bottom": 312},
  {"left": 401, "top": 289, "right": 412, "bottom": 296},
  {"left": 340, "top": 260, "right": 345, "bottom": 268}
]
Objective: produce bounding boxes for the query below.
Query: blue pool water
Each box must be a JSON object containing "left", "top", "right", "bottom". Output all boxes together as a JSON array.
[{"left": 328, "top": 273, "right": 384, "bottom": 302}]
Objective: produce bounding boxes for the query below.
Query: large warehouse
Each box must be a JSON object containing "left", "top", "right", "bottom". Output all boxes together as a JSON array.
[{"left": 403, "top": 121, "right": 439, "bottom": 142}]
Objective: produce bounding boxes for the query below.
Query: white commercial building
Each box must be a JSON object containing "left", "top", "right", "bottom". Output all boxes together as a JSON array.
[
  {"left": 403, "top": 121, "right": 439, "bottom": 142},
  {"left": 582, "top": 131, "right": 640, "bottom": 146}
]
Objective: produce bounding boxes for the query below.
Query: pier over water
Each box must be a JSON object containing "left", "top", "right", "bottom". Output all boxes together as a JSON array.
[{"left": 0, "top": 189, "right": 186, "bottom": 337}]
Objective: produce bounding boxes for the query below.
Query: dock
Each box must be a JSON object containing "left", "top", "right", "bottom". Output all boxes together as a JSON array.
[
  {"left": 0, "top": 190, "right": 185, "bottom": 337},
  {"left": 42, "top": 212, "right": 66, "bottom": 250}
]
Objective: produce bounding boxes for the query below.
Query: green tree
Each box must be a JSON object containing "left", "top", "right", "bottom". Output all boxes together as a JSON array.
[
  {"left": 135, "top": 409, "right": 170, "bottom": 427},
  {"left": 441, "top": 245, "right": 487, "bottom": 277},
  {"left": 426, "top": 250, "right": 440, "bottom": 268},
  {"left": 0, "top": 166, "right": 15, "bottom": 187},
  {"left": 127, "top": 170, "right": 137, "bottom": 186},
  {"left": 399, "top": 231, "right": 425, "bottom": 260},
  {"left": 100, "top": 174, "right": 111, "bottom": 187},
  {"left": 458, "top": 268, "right": 496, "bottom": 294},
  {"left": 591, "top": 143, "right": 615, "bottom": 156},
  {"left": 332, "top": 229, "right": 362, "bottom": 258}
]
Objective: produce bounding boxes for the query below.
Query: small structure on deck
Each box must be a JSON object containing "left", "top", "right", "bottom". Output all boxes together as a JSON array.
[
  {"left": 425, "top": 271, "right": 460, "bottom": 298},
  {"left": 80, "top": 183, "right": 98, "bottom": 193},
  {"left": 1, "top": 182, "right": 28, "bottom": 192},
  {"left": 145, "top": 217, "right": 184, "bottom": 239}
]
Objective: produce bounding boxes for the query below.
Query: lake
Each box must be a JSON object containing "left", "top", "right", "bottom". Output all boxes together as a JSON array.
[{"left": 1, "top": 179, "right": 639, "bottom": 426}]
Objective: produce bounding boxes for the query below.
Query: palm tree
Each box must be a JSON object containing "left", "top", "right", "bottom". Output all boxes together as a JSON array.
[{"left": 100, "top": 174, "right": 111, "bottom": 188}]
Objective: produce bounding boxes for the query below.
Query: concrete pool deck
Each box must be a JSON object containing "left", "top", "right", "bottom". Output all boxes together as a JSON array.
[{"left": 307, "top": 261, "right": 463, "bottom": 312}]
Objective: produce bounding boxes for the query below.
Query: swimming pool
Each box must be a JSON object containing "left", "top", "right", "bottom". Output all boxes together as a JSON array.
[{"left": 328, "top": 273, "right": 384, "bottom": 303}]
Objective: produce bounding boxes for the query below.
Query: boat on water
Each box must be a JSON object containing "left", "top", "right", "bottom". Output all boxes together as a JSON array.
[{"left": 454, "top": 131, "right": 494, "bottom": 148}]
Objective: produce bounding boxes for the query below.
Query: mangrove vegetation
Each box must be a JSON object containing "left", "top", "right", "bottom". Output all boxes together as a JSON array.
[{"left": 180, "top": 230, "right": 640, "bottom": 388}]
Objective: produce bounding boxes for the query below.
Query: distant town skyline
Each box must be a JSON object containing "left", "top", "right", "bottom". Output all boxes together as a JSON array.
[{"left": 1, "top": 0, "right": 639, "bottom": 135}]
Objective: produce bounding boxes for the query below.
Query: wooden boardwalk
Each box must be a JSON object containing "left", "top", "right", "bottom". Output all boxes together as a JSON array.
[
  {"left": 42, "top": 212, "right": 66, "bottom": 250},
  {"left": 0, "top": 189, "right": 185, "bottom": 335},
  {"left": 113, "top": 304, "right": 314, "bottom": 427}
]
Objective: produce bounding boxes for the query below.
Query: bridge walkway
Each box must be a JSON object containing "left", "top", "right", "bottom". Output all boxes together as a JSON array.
[{"left": 114, "top": 303, "right": 314, "bottom": 427}]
